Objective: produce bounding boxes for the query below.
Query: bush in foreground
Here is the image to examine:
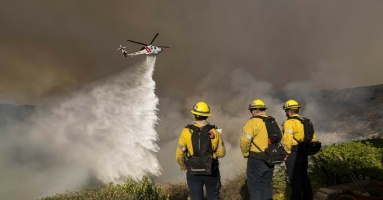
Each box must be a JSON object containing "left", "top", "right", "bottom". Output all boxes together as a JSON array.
[
  {"left": 42, "top": 176, "right": 168, "bottom": 200},
  {"left": 310, "top": 140, "right": 383, "bottom": 186}
]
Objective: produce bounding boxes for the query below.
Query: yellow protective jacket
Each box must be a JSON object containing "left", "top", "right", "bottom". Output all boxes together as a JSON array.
[
  {"left": 175, "top": 120, "right": 226, "bottom": 171},
  {"left": 282, "top": 114, "right": 317, "bottom": 154},
  {"left": 240, "top": 112, "right": 280, "bottom": 157}
]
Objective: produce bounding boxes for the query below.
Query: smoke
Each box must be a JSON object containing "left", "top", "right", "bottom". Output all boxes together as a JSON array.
[
  {"left": 0, "top": 57, "right": 161, "bottom": 199},
  {"left": 155, "top": 67, "right": 287, "bottom": 183},
  {"left": 155, "top": 67, "right": 382, "bottom": 184},
  {"left": 1, "top": 0, "right": 382, "bottom": 197},
  {"left": 2, "top": 1, "right": 383, "bottom": 105}
]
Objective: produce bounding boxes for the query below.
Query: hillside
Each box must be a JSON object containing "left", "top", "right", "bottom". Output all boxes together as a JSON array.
[
  {"left": 0, "top": 103, "right": 34, "bottom": 125},
  {"left": 1, "top": 84, "right": 382, "bottom": 137},
  {"left": 320, "top": 84, "right": 383, "bottom": 139}
]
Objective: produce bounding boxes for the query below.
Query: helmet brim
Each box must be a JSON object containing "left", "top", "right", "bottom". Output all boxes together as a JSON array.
[
  {"left": 191, "top": 110, "right": 211, "bottom": 116},
  {"left": 283, "top": 106, "right": 301, "bottom": 110},
  {"left": 249, "top": 107, "right": 268, "bottom": 110}
]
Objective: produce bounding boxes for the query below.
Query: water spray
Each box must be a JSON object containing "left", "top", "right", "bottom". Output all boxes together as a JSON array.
[{"left": 0, "top": 56, "right": 161, "bottom": 199}]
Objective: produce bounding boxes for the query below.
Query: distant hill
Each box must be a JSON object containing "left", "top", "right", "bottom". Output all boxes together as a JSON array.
[
  {"left": 320, "top": 84, "right": 383, "bottom": 140},
  {"left": 1, "top": 84, "right": 382, "bottom": 140},
  {"left": 0, "top": 103, "right": 34, "bottom": 127}
]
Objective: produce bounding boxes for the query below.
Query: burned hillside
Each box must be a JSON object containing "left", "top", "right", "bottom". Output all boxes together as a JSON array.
[{"left": 318, "top": 84, "right": 383, "bottom": 141}]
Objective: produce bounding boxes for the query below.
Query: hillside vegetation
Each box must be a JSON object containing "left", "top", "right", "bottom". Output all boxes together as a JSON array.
[{"left": 42, "top": 139, "right": 383, "bottom": 200}]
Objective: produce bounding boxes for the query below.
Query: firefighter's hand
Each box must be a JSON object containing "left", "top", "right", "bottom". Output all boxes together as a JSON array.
[{"left": 184, "top": 170, "right": 187, "bottom": 173}]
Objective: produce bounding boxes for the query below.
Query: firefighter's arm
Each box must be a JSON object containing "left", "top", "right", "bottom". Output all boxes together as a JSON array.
[
  {"left": 240, "top": 121, "right": 253, "bottom": 158},
  {"left": 312, "top": 132, "right": 317, "bottom": 142},
  {"left": 282, "top": 120, "right": 294, "bottom": 154},
  {"left": 175, "top": 129, "right": 188, "bottom": 171},
  {"left": 213, "top": 129, "right": 226, "bottom": 158}
]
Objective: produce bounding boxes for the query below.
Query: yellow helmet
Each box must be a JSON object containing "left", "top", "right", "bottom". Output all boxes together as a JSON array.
[
  {"left": 248, "top": 99, "right": 267, "bottom": 110},
  {"left": 191, "top": 101, "right": 212, "bottom": 116},
  {"left": 283, "top": 99, "right": 301, "bottom": 110}
]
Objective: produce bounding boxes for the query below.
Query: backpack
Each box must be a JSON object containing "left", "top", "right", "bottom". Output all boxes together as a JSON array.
[
  {"left": 184, "top": 124, "right": 216, "bottom": 175},
  {"left": 289, "top": 116, "right": 322, "bottom": 155},
  {"left": 251, "top": 116, "right": 287, "bottom": 165}
]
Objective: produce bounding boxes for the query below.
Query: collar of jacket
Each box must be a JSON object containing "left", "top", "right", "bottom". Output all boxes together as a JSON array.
[
  {"left": 254, "top": 111, "right": 267, "bottom": 117},
  {"left": 194, "top": 120, "right": 208, "bottom": 128},
  {"left": 290, "top": 114, "right": 300, "bottom": 118}
]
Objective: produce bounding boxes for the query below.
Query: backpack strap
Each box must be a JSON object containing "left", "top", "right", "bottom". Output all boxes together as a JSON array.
[
  {"left": 185, "top": 124, "right": 216, "bottom": 133},
  {"left": 251, "top": 140, "right": 263, "bottom": 152},
  {"left": 251, "top": 115, "right": 278, "bottom": 123},
  {"left": 249, "top": 116, "right": 269, "bottom": 152},
  {"left": 287, "top": 116, "right": 309, "bottom": 143},
  {"left": 288, "top": 116, "right": 305, "bottom": 122},
  {"left": 251, "top": 115, "right": 267, "bottom": 121},
  {"left": 185, "top": 124, "right": 199, "bottom": 133},
  {"left": 184, "top": 124, "right": 199, "bottom": 156}
]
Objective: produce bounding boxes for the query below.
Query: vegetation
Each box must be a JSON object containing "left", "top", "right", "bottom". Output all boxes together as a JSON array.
[
  {"left": 41, "top": 139, "right": 383, "bottom": 200},
  {"left": 311, "top": 140, "right": 383, "bottom": 185},
  {"left": 42, "top": 176, "right": 168, "bottom": 200}
]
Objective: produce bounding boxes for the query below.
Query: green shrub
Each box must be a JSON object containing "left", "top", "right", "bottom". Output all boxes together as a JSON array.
[
  {"left": 41, "top": 176, "right": 168, "bottom": 200},
  {"left": 310, "top": 140, "right": 383, "bottom": 186},
  {"left": 272, "top": 164, "right": 290, "bottom": 200}
]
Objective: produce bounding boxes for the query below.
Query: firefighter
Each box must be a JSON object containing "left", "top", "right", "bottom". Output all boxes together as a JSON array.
[
  {"left": 282, "top": 99, "right": 317, "bottom": 200},
  {"left": 240, "top": 99, "right": 275, "bottom": 200},
  {"left": 176, "top": 101, "right": 226, "bottom": 200}
]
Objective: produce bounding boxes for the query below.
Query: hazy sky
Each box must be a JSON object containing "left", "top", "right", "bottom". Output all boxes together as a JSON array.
[{"left": 1, "top": 0, "right": 383, "bottom": 104}]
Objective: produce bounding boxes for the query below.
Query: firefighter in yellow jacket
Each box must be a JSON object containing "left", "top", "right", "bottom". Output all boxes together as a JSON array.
[
  {"left": 240, "top": 99, "right": 276, "bottom": 200},
  {"left": 176, "top": 101, "right": 226, "bottom": 200},
  {"left": 282, "top": 99, "right": 317, "bottom": 200}
]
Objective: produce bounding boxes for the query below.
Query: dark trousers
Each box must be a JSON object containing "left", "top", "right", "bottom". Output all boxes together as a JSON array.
[
  {"left": 285, "top": 151, "right": 313, "bottom": 200},
  {"left": 186, "top": 168, "right": 221, "bottom": 200},
  {"left": 247, "top": 157, "right": 274, "bottom": 200}
]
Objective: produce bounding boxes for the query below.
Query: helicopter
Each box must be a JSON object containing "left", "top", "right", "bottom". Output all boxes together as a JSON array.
[{"left": 118, "top": 33, "right": 169, "bottom": 57}]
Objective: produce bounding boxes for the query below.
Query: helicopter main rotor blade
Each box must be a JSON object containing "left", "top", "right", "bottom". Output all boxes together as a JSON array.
[
  {"left": 127, "top": 40, "right": 148, "bottom": 46},
  {"left": 149, "top": 33, "right": 159, "bottom": 45},
  {"left": 158, "top": 46, "right": 170, "bottom": 48}
]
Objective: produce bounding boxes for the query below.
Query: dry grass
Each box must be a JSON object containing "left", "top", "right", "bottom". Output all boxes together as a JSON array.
[
  {"left": 161, "top": 181, "right": 190, "bottom": 200},
  {"left": 220, "top": 170, "right": 249, "bottom": 200}
]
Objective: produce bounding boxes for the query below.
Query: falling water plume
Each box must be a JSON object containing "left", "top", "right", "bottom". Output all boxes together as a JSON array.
[{"left": 0, "top": 56, "right": 161, "bottom": 199}]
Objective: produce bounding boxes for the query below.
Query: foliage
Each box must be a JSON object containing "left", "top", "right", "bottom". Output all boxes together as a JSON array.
[
  {"left": 220, "top": 170, "right": 249, "bottom": 200},
  {"left": 41, "top": 176, "right": 168, "bottom": 200},
  {"left": 41, "top": 139, "right": 383, "bottom": 200},
  {"left": 271, "top": 164, "right": 291, "bottom": 200},
  {"left": 161, "top": 181, "right": 189, "bottom": 200},
  {"left": 310, "top": 140, "right": 383, "bottom": 186},
  {"left": 362, "top": 138, "right": 383, "bottom": 150}
]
